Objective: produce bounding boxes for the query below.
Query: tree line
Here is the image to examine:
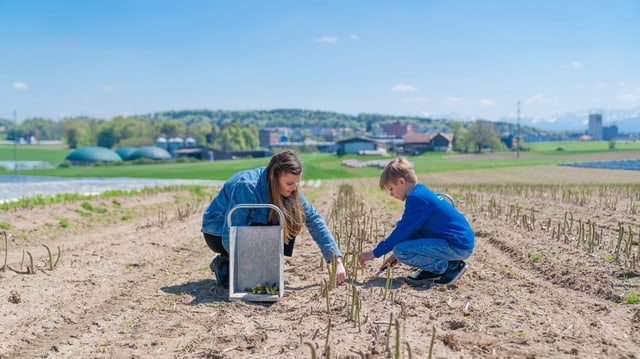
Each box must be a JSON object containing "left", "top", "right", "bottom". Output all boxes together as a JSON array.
[{"left": 0, "top": 109, "right": 557, "bottom": 153}]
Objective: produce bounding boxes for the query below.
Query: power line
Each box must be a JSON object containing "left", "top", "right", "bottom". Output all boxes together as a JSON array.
[
  {"left": 13, "top": 110, "right": 18, "bottom": 176},
  {"left": 516, "top": 102, "right": 520, "bottom": 159}
]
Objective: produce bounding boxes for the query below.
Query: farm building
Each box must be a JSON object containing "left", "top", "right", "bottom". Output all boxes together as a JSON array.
[
  {"left": 64, "top": 146, "right": 123, "bottom": 165},
  {"left": 174, "top": 147, "right": 271, "bottom": 161},
  {"left": 228, "top": 149, "right": 273, "bottom": 159},
  {"left": 175, "top": 146, "right": 234, "bottom": 161},
  {"left": 336, "top": 137, "right": 385, "bottom": 156},
  {"left": 402, "top": 133, "right": 453, "bottom": 154}
]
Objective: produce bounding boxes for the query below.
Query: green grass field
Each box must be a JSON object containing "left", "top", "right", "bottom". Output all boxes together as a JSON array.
[
  {"left": 1, "top": 141, "right": 638, "bottom": 181},
  {"left": 0, "top": 144, "right": 69, "bottom": 164},
  {"left": 528, "top": 140, "right": 640, "bottom": 154}
]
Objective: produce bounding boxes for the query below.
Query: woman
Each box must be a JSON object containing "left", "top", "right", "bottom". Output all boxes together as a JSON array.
[{"left": 201, "top": 150, "right": 347, "bottom": 287}]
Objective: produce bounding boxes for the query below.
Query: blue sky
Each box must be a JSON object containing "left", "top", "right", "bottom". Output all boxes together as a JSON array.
[{"left": 1, "top": 0, "right": 639, "bottom": 125}]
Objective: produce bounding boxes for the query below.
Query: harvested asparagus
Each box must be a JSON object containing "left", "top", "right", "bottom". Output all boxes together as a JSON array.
[{"left": 245, "top": 282, "right": 279, "bottom": 295}]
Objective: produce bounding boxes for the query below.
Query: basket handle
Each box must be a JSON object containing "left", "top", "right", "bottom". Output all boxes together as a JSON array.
[
  {"left": 227, "top": 203, "right": 285, "bottom": 229},
  {"left": 436, "top": 193, "right": 456, "bottom": 207}
]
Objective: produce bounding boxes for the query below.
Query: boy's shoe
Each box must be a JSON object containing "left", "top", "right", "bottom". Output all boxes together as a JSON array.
[
  {"left": 210, "top": 255, "right": 229, "bottom": 288},
  {"left": 434, "top": 261, "right": 468, "bottom": 285},
  {"left": 407, "top": 270, "right": 443, "bottom": 281}
]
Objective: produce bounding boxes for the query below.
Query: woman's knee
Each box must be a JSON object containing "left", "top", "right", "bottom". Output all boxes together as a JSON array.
[{"left": 203, "top": 233, "right": 229, "bottom": 257}]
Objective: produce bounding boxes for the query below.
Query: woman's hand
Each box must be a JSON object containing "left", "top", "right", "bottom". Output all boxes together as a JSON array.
[{"left": 335, "top": 258, "right": 347, "bottom": 285}]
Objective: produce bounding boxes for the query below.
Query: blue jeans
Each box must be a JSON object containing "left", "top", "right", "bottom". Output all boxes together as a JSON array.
[{"left": 393, "top": 238, "right": 472, "bottom": 274}]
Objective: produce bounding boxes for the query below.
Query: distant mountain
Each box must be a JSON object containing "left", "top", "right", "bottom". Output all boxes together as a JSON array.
[{"left": 498, "top": 107, "right": 640, "bottom": 134}]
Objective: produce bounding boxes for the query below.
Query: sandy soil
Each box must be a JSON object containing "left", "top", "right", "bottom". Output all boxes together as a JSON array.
[{"left": 1, "top": 156, "right": 639, "bottom": 358}]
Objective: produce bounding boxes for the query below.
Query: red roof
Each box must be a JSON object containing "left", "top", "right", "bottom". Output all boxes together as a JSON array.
[
  {"left": 404, "top": 133, "right": 436, "bottom": 144},
  {"left": 404, "top": 132, "right": 453, "bottom": 144}
]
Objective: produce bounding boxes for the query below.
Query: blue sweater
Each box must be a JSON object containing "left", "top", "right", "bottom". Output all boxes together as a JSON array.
[
  {"left": 372, "top": 183, "right": 474, "bottom": 258},
  {"left": 201, "top": 167, "right": 342, "bottom": 262}
]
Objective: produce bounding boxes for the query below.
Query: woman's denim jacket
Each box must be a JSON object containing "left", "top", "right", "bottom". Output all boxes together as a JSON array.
[{"left": 201, "top": 167, "right": 342, "bottom": 262}]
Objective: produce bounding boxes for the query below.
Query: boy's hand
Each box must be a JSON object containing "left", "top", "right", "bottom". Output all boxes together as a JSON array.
[
  {"left": 358, "top": 251, "right": 375, "bottom": 266},
  {"left": 378, "top": 254, "right": 397, "bottom": 273}
]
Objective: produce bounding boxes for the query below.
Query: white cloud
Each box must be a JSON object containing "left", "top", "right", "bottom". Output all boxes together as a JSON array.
[
  {"left": 13, "top": 81, "right": 29, "bottom": 90},
  {"left": 617, "top": 88, "right": 640, "bottom": 104},
  {"left": 570, "top": 61, "right": 584, "bottom": 70},
  {"left": 315, "top": 36, "right": 338, "bottom": 43},
  {"left": 349, "top": 34, "right": 360, "bottom": 41},
  {"left": 524, "top": 94, "right": 546, "bottom": 105},
  {"left": 478, "top": 98, "right": 495, "bottom": 107},
  {"left": 103, "top": 85, "right": 117, "bottom": 93},
  {"left": 391, "top": 84, "right": 418, "bottom": 92}
]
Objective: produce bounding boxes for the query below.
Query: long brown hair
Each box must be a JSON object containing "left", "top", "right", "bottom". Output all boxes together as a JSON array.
[{"left": 265, "top": 150, "right": 305, "bottom": 243}]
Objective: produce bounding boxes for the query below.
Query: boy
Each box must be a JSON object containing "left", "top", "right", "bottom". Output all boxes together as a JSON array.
[{"left": 358, "top": 157, "right": 474, "bottom": 285}]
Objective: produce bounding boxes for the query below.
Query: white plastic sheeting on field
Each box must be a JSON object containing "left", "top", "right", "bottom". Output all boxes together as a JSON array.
[
  {"left": 0, "top": 176, "right": 224, "bottom": 203},
  {"left": 0, "top": 161, "right": 53, "bottom": 170},
  {"left": 559, "top": 159, "right": 640, "bottom": 171}
]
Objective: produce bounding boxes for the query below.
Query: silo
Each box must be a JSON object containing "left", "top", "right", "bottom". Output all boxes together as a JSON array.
[
  {"left": 155, "top": 137, "right": 168, "bottom": 150},
  {"left": 168, "top": 137, "right": 184, "bottom": 158}
]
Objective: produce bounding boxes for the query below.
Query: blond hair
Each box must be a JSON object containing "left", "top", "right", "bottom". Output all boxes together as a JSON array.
[
  {"left": 379, "top": 157, "right": 418, "bottom": 190},
  {"left": 265, "top": 150, "right": 305, "bottom": 243}
]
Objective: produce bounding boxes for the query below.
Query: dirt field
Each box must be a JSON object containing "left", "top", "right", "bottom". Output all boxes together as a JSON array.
[{"left": 1, "top": 154, "right": 639, "bottom": 358}]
